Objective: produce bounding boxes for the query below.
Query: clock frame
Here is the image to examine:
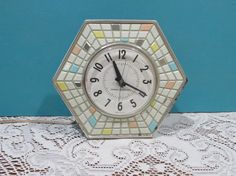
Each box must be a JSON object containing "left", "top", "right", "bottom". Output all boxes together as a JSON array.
[{"left": 53, "top": 20, "right": 187, "bottom": 139}]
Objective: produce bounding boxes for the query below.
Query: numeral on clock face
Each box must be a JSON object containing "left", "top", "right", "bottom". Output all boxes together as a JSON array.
[
  {"left": 104, "top": 53, "right": 113, "bottom": 63},
  {"left": 93, "top": 63, "right": 103, "bottom": 72},
  {"left": 119, "top": 50, "right": 126, "bottom": 59}
]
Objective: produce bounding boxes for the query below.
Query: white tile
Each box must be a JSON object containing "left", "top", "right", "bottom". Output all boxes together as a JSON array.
[
  {"left": 82, "top": 25, "right": 91, "bottom": 38},
  {"left": 75, "top": 96, "right": 83, "bottom": 104},
  {"left": 112, "top": 129, "right": 120, "bottom": 134},
  {"left": 166, "top": 72, "right": 176, "bottom": 80},
  {"left": 101, "top": 24, "right": 111, "bottom": 30},
  {"left": 131, "top": 24, "right": 140, "bottom": 30},
  {"left": 129, "top": 31, "right": 138, "bottom": 38},
  {"left": 159, "top": 105, "right": 167, "bottom": 114},
  {"left": 155, "top": 50, "right": 163, "bottom": 58},
  {"left": 161, "top": 46, "right": 168, "bottom": 55},
  {"left": 121, "top": 24, "right": 130, "bottom": 30},
  {"left": 159, "top": 81, "right": 167, "bottom": 87},
  {"left": 78, "top": 49, "right": 86, "bottom": 58},
  {"left": 63, "top": 62, "right": 71, "bottom": 71},
  {"left": 84, "top": 122, "right": 92, "bottom": 133},
  {"left": 168, "top": 90, "right": 177, "bottom": 98},
  {"left": 156, "top": 36, "right": 164, "bottom": 46},
  {"left": 87, "top": 34, "right": 95, "bottom": 45},
  {"left": 74, "top": 107, "right": 81, "bottom": 115},
  {"left": 74, "top": 57, "right": 83, "bottom": 65},
  {"left": 80, "top": 114, "right": 87, "bottom": 123},
  {"left": 98, "top": 39, "right": 106, "bottom": 45},
  {"left": 121, "top": 128, "right": 130, "bottom": 134},
  {"left": 93, "top": 40, "right": 100, "bottom": 49},
  {"left": 147, "top": 33, "right": 154, "bottom": 44},
  {"left": 173, "top": 71, "right": 183, "bottom": 80},
  {"left": 165, "top": 54, "right": 173, "bottom": 62},
  {"left": 163, "top": 65, "right": 171, "bottom": 72},
  {"left": 142, "top": 40, "right": 149, "bottom": 49},
  {"left": 91, "top": 129, "right": 102, "bottom": 135},
  {"left": 57, "top": 71, "right": 67, "bottom": 80},
  {"left": 159, "top": 74, "right": 168, "bottom": 80},
  {"left": 104, "top": 31, "right": 113, "bottom": 38},
  {"left": 173, "top": 81, "right": 183, "bottom": 89},
  {"left": 89, "top": 24, "right": 101, "bottom": 30},
  {"left": 65, "top": 73, "right": 74, "bottom": 80},
  {"left": 63, "top": 91, "right": 73, "bottom": 99},
  {"left": 113, "top": 31, "right": 120, "bottom": 38},
  {"left": 162, "top": 89, "right": 170, "bottom": 96},
  {"left": 80, "top": 103, "right": 87, "bottom": 111},
  {"left": 77, "top": 36, "right": 86, "bottom": 47},
  {"left": 68, "top": 54, "right": 76, "bottom": 62},
  {"left": 66, "top": 82, "right": 75, "bottom": 89},
  {"left": 145, "top": 116, "right": 152, "bottom": 125},
  {"left": 121, "top": 31, "right": 129, "bottom": 37},
  {"left": 69, "top": 99, "right": 77, "bottom": 107},
  {"left": 151, "top": 26, "right": 159, "bottom": 38},
  {"left": 130, "top": 128, "right": 139, "bottom": 134},
  {"left": 138, "top": 31, "right": 148, "bottom": 38},
  {"left": 71, "top": 90, "right": 79, "bottom": 97},
  {"left": 95, "top": 122, "right": 105, "bottom": 129},
  {"left": 137, "top": 122, "right": 146, "bottom": 128}
]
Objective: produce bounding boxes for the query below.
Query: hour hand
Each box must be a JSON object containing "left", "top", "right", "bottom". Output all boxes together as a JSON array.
[{"left": 112, "top": 61, "right": 125, "bottom": 87}]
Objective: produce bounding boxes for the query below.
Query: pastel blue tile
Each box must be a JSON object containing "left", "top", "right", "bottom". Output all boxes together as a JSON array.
[
  {"left": 88, "top": 116, "right": 97, "bottom": 127},
  {"left": 121, "top": 37, "right": 129, "bottom": 42},
  {"left": 169, "top": 62, "right": 177, "bottom": 71},
  {"left": 148, "top": 120, "right": 157, "bottom": 132},
  {"left": 70, "top": 64, "right": 79, "bottom": 73}
]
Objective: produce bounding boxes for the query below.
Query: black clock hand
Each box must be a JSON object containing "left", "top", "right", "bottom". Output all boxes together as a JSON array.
[
  {"left": 112, "top": 61, "right": 125, "bottom": 87},
  {"left": 123, "top": 82, "right": 147, "bottom": 97}
]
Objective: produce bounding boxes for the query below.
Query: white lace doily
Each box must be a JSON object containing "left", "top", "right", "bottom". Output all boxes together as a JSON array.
[{"left": 0, "top": 113, "right": 236, "bottom": 176}]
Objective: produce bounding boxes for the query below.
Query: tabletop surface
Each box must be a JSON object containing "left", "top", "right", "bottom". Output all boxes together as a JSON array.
[{"left": 0, "top": 112, "right": 236, "bottom": 176}]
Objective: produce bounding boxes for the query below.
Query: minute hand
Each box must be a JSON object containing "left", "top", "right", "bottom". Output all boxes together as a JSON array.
[{"left": 123, "top": 82, "right": 147, "bottom": 97}]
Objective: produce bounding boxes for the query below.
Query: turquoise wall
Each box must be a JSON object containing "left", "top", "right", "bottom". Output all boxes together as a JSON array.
[{"left": 0, "top": 0, "right": 236, "bottom": 116}]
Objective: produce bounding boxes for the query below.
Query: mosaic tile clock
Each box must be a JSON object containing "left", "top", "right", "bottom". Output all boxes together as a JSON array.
[{"left": 53, "top": 20, "right": 187, "bottom": 139}]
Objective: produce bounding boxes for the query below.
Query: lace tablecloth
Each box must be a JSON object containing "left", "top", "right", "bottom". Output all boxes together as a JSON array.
[{"left": 0, "top": 113, "right": 236, "bottom": 176}]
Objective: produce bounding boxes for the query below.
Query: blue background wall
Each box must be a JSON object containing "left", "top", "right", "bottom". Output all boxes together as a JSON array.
[{"left": 0, "top": 0, "right": 236, "bottom": 116}]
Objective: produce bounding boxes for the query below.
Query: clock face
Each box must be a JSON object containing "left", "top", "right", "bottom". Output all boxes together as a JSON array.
[{"left": 84, "top": 44, "right": 157, "bottom": 118}]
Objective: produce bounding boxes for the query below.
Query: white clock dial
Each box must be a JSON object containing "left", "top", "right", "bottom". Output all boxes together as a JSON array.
[{"left": 84, "top": 44, "right": 157, "bottom": 118}]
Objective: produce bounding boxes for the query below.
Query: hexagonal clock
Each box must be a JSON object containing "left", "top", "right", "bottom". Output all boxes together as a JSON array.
[{"left": 53, "top": 20, "right": 187, "bottom": 139}]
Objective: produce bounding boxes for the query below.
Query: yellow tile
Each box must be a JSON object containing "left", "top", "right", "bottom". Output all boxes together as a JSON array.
[
  {"left": 151, "top": 42, "right": 159, "bottom": 52},
  {"left": 93, "top": 31, "right": 105, "bottom": 38},
  {"left": 56, "top": 82, "right": 68, "bottom": 91},
  {"left": 102, "top": 128, "right": 112, "bottom": 135},
  {"left": 151, "top": 100, "right": 156, "bottom": 107}
]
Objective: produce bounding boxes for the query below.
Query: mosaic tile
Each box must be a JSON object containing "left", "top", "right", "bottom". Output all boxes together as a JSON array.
[
  {"left": 69, "top": 99, "right": 77, "bottom": 107},
  {"left": 84, "top": 122, "right": 92, "bottom": 133},
  {"left": 151, "top": 42, "right": 159, "bottom": 53},
  {"left": 148, "top": 120, "right": 157, "bottom": 132},
  {"left": 57, "top": 71, "right": 67, "bottom": 80},
  {"left": 72, "top": 45, "right": 80, "bottom": 55},
  {"left": 102, "top": 128, "right": 112, "bottom": 135},
  {"left": 93, "top": 31, "right": 105, "bottom": 38},
  {"left": 140, "top": 24, "right": 153, "bottom": 31},
  {"left": 88, "top": 116, "right": 97, "bottom": 127},
  {"left": 56, "top": 82, "right": 68, "bottom": 91},
  {"left": 111, "top": 24, "right": 120, "bottom": 31}
]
